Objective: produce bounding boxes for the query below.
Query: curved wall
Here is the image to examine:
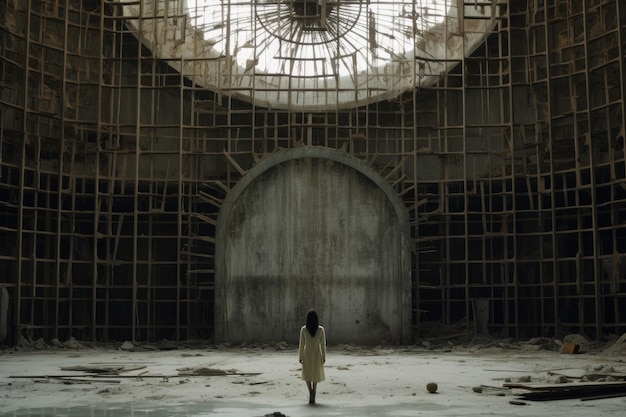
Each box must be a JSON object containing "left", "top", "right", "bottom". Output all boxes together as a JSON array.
[
  {"left": 2, "top": 1, "right": 625, "bottom": 344},
  {"left": 215, "top": 147, "right": 411, "bottom": 345}
]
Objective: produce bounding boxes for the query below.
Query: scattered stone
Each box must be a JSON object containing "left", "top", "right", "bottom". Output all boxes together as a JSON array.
[
  {"left": 62, "top": 337, "right": 83, "bottom": 349},
  {"left": 520, "top": 344, "right": 542, "bottom": 351},
  {"left": 120, "top": 340, "right": 135, "bottom": 351},
  {"left": 140, "top": 344, "right": 159, "bottom": 351},
  {"left": 564, "top": 334, "right": 589, "bottom": 345},
  {"left": 16, "top": 334, "right": 31, "bottom": 348},
  {"left": 553, "top": 375, "right": 568, "bottom": 383},
  {"left": 177, "top": 367, "right": 229, "bottom": 376},
  {"left": 426, "top": 382, "right": 438, "bottom": 393},
  {"left": 50, "top": 338, "right": 61, "bottom": 347},
  {"left": 517, "top": 376, "right": 531, "bottom": 383},
  {"left": 472, "top": 386, "right": 483, "bottom": 393},
  {"left": 33, "top": 338, "right": 48, "bottom": 350},
  {"left": 604, "top": 334, "right": 626, "bottom": 355},
  {"left": 524, "top": 337, "right": 559, "bottom": 351},
  {"left": 274, "top": 341, "right": 289, "bottom": 350}
]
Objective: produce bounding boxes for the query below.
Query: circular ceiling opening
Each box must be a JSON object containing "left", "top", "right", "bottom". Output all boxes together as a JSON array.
[{"left": 118, "top": 0, "right": 496, "bottom": 110}]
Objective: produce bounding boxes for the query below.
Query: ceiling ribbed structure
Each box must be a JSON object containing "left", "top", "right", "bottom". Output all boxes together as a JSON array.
[{"left": 119, "top": 0, "right": 496, "bottom": 110}]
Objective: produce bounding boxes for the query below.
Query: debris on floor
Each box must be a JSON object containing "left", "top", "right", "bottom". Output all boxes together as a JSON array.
[
  {"left": 476, "top": 342, "right": 626, "bottom": 402},
  {"left": 548, "top": 366, "right": 626, "bottom": 382},
  {"left": 177, "top": 367, "right": 232, "bottom": 376},
  {"left": 504, "top": 381, "right": 626, "bottom": 401},
  {"left": 603, "top": 333, "right": 626, "bottom": 355},
  {"left": 60, "top": 365, "right": 147, "bottom": 375}
]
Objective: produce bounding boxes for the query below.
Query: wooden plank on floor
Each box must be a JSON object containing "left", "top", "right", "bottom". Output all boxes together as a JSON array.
[{"left": 504, "top": 381, "right": 626, "bottom": 391}]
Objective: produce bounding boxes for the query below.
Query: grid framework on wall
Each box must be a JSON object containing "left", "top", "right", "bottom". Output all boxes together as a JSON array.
[{"left": 0, "top": 0, "right": 625, "bottom": 344}]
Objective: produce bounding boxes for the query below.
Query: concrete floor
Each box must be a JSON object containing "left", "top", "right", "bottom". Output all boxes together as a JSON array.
[
  {"left": 0, "top": 401, "right": 468, "bottom": 417},
  {"left": 1, "top": 341, "right": 626, "bottom": 416}
]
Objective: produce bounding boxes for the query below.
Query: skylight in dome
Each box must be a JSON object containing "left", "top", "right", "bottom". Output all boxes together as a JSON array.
[
  {"left": 119, "top": 0, "right": 495, "bottom": 109},
  {"left": 185, "top": 0, "right": 448, "bottom": 78}
]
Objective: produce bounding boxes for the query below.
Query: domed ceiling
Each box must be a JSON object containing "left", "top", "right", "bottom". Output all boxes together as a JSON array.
[{"left": 118, "top": 0, "right": 496, "bottom": 110}]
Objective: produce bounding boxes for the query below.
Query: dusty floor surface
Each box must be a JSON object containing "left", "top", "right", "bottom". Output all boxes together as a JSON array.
[{"left": 1, "top": 337, "right": 626, "bottom": 416}]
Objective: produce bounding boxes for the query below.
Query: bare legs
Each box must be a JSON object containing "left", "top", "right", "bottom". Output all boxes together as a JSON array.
[{"left": 306, "top": 381, "right": 317, "bottom": 404}]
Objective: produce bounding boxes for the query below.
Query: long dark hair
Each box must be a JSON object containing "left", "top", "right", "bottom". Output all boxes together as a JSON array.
[{"left": 305, "top": 309, "right": 319, "bottom": 337}]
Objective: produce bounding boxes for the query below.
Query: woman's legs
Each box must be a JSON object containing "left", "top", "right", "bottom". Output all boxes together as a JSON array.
[
  {"left": 306, "top": 381, "right": 314, "bottom": 403},
  {"left": 305, "top": 381, "right": 319, "bottom": 404}
]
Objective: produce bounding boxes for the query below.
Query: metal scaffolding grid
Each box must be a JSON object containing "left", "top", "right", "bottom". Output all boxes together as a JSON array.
[{"left": 0, "top": 0, "right": 625, "bottom": 344}]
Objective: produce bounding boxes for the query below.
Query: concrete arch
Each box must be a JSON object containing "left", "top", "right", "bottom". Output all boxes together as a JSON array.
[{"left": 215, "top": 147, "right": 411, "bottom": 345}]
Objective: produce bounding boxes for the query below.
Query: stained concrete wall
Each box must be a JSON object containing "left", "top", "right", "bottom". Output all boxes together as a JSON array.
[{"left": 215, "top": 147, "right": 411, "bottom": 345}]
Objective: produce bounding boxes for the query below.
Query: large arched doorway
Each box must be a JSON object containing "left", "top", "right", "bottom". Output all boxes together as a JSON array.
[{"left": 215, "top": 147, "right": 411, "bottom": 345}]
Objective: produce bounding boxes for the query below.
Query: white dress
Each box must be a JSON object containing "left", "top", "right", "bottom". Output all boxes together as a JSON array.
[{"left": 299, "top": 325, "right": 326, "bottom": 383}]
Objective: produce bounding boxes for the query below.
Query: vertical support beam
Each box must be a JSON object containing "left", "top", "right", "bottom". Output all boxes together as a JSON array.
[
  {"left": 533, "top": 0, "right": 554, "bottom": 341},
  {"left": 131, "top": 0, "right": 142, "bottom": 343},
  {"left": 582, "top": 3, "right": 602, "bottom": 339},
  {"left": 31, "top": 101, "right": 39, "bottom": 340},
  {"left": 15, "top": 0, "right": 33, "bottom": 344},
  {"left": 410, "top": 0, "right": 420, "bottom": 337},
  {"left": 459, "top": 1, "right": 471, "bottom": 340},
  {"left": 54, "top": 0, "right": 69, "bottom": 342},
  {"left": 178, "top": 56, "right": 184, "bottom": 342},
  {"left": 500, "top": 10, "right": 511, "bottom": 331},
  {"left": 615, "top": 0, "right": 626, "bottom": 333},
  {"left": 90, "top": 3, "right": 100, "bottom": 343},
  {"left": 539, "top": 4, "right": 560, "bottom": 338},
  {"left": 96, "top": 0, "right": 107, "bottom": 343}
]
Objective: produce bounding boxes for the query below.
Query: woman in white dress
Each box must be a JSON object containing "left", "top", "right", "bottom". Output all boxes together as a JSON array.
[{"left": 299, "top": 309, "right": 326, "bottom": 404}]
